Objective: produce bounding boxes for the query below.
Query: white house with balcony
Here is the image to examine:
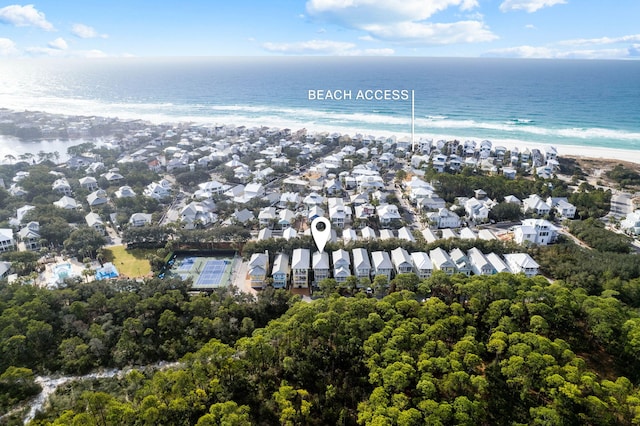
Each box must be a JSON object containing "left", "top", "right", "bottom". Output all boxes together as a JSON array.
[
  {"left": 248, "top": 251, "right": 269, "bottom": 289},
  {"left": 371, "top": 251, "right": 393, "bottom": 280},
  {"left": 291, "top": 248, "right": 310, "bottom": 288},
  {"left": 503, "top": 253, "right": 539, "bottom": 277},
  {"left": 513, "top": 218, "right": 558, "bottom": 246},
  {"left": 272, "top": 253, "right": 290, "bottom": 289},
  {"left": 332, "top": 249, "right": 351, "bottom": 283},
  {"left": 0, "top": 229, "right": 15, "bottom": 253},
  {"left": 352, "top": 248, "right": 371, "bottom": 280},
  {"left": 411, "top": 252, "right": 433, "bottom": 279},
  {"left": 427, "top": 208, "right": 461, "bottom": 229},
  {"left": 390, "top": 247, "right": 413, "bottom": 275}
]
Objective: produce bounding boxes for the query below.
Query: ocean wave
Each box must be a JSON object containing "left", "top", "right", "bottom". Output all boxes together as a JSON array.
[{"left": 2, "top": 95, "right": 640, "bottom": 144}]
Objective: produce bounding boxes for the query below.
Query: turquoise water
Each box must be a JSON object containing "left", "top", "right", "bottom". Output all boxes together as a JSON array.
[{"left": 0, "top": 57, "right": 639, "bottom": 151}]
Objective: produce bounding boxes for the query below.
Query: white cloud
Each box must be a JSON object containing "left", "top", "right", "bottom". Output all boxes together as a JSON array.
[
  {"left": 26, "top": 46, "right": 109, "bottom": 58},
  {"left": 71, "top": 23, "right": 108, "bottom": 39},
  {"left": 499, "top": 0, "right": 566, "bottom": 13},
  {"left": 0, "top": 38, "right": 18, "bottom": 56},
  {"left": 48, "top": 37, "right": 68, "bottom": 50},
  {"left": 362, "top": 20, "right": 497, "bottom": 44},
  {"left": 0, "top": 4, "right": 54, "bottom": 31},
  {"left": 484, "top": 44, "right": 638, "bottom": 60},
  {"left": 307, "top": 0, "right": 477, "bottom": 24},
  {"left": 525, "top": 24, "right": 536, "bottom": 29},
  {"left": 558, "top": 34, "right": 640, "bottom": 46},
  {"left": 305, "top": 0, "right": 493, "bottom": 46},
  {"left": 262, "top": 39, "right": 357, "bottom": 55},
  {"left": 261, "top": 39, "right": 394, "bottom": 56}
]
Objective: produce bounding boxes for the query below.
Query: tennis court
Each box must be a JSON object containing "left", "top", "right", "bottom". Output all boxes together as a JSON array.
[
  {"left": 168, "top": 255, "right": 236, "bottom": 290},
  {"left": 195, "top": 259, "right": 228, "bottom": 286}
]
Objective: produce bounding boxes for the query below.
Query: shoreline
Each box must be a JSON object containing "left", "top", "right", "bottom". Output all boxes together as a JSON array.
[{"left": 1, "top": 109, "right": 639, "bottom": 166}]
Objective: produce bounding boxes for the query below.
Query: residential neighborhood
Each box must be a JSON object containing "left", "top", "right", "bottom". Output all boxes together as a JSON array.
[{"left": 0, "top": 109, "right": 639, "bottom": 293}]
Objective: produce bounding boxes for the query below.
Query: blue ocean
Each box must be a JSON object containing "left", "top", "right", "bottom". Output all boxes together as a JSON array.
[{"left": 0, "top": 57, "right": 639, "bottom": 152}]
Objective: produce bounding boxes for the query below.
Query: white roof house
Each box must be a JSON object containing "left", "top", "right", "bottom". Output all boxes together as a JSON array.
[
  {"left": 332, "top": 249, "right": 351, "bottom": 283},
  {"left": 54, "top": 195, "right": 79, "bottom": 210},
  {"left": 467, "top": 248, "right": 494, "bottom": 275},
  {"left": 0, "top": 229, "right": 15, "bottom": 253},
  {"left": 291, "top": 248, "right": 311, "bottom": 288},
  {"left": 397, "top": 226, "right": 416, "bottom": 242},
  {"left": 248, "top": 251, "right": 269, "bottom": 289},
  {"left": 352, "top": 248, "right": 371, "bottom": 279},
  {"left": 411, "top": 252, "right": 433, "bottom": 279},
  {"left": 547, "top": 197, "right": 576, "bottom": 219},
  {"left": 85, "top": 212, "right": 105, "bottom": 235},
  {"left": 342, "top": 228, "right": 358, "bottom": 243},
  {"left": 371, "top": 251, "right": 393, "bottom": 280},
  {"left": 360, "top": 226, "right": 376, "bottom": 240},
  {"left": 282, "top": 227, "right": 298, "bottom": 240},
  {"left": 503, "top": 253, "right": 540, "bottom": 277},
  {"left": 272, "top": 253, "right": 290, "bottom": 288},
  {"left": 429, "top": 248, "right": 456, "bottom": 275},
  {"left": 422, "top": 228, "right": 439, "bottom": 243},
  {"left": 129, "top": 213, "right": 152, "bottom": 227},
  {"left": 390, "top": 247, "right": 413, "bottom": 275},
  {"left": 87, "top": 189, "right": 108, "bottom": 206},
  {"left": 513, "top": 219, "right": 558, "bottom": 246},
  {"left": 449, "top": 248, "right": 472, "bottom": 276},
  {"left": 486, "top": 253, "right": 511, "bottom": 274},
  {"left": 312, "top": 251, "right": 330, "bottom": 284},
  {"left": 459, "top": 227, "right": 477, "bottom": 240},
  {"left": 523, "top": 194, "right": 551, "bottom": 216},
  {"left": 377, "top": 204, "right": 402, "bottom": 226},
  {"left": 379, "top": 229, "right": 394, "bottom": 240},
  {"left": 52, "top": 178, "right": 72, "bottom": 196},
  {"left": 427, "top": 208, "right": 461, "bottom": 229},
  {"left": 115, "top": 185, "right": 136, "bottom": 198},
  {"left": 478, "top": 229, "right": 497, "bottom": 241}
]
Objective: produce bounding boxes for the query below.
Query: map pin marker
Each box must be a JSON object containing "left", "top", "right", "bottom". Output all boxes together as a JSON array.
[{"left": 311, "top": 217, "right": 331, "bottom": 253}]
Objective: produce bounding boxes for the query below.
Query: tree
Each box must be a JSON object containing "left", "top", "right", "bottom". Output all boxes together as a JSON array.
[{"left": 64, "top": 227, "right": 107, "bottom": 259}]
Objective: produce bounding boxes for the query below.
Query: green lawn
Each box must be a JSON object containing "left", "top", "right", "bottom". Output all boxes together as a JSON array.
[{"left": 103, "top": 245, "right": 152, "bottom": 277}]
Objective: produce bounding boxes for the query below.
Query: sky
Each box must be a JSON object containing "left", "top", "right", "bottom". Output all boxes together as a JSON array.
[{"left": 0, "top": 1, "right": 639, "bottom": 59}]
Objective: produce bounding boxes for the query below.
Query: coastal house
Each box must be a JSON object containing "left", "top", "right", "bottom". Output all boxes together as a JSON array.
[
  {"left": 427, "top": 208, "right": 461, "bottom": 229},
  {"left": 0, "top": 229, "right": 15, "bottom": 253},
  {"left": 144, "top": 179, "right": 172, "bottom": 200},
  {"left": 449, "top": 248, "right": 472, "bottom": 276},
  {"left": 278, "top": 209, "right": 295, "bottom": 229},
  {"left": 503, "top": 253, "right": 540, "bottom": 277},
  {"left": 248, "top": 251, "right": 269, "bottom": 289},
  {"left": 486, "top": 252, "right": 511, "bottom": 274},
  {"left": 18, "top": 222, "right": 41, "bottom": 251},
  {"left": 87, "top": 189, "right": 109, "bottom": 207},
  {"left": 342, "top": 228, "right": 357, "bottom": 243},
  {"left": 371, "top": 251, "right": 393, "bottom": 280},
  {"left": 115, "top": 185, "right": 136, "bottom": 198},
  {"left": 328, "top": 198, "right": 351, "bottom": 228},
  {"left": 513, "top": 219, "right": 558, "bottom": 246},
  {"left": 103, "top": 170, "right": 124, "bottom": 183},
  {"left": 429, "top": 248, "right": 457, "bottom": 275},
  {"left": 271, "top": 253, "right": 290, "bottom": 289},
  {"left": 129, "top": 213, "right": 152, "bottom": 227},
  {"left": 258, "top": 207, "right": 277, "bottom": 227},
  {"left": 377, "top": 204, "right": 402, "bottom": 227},
  {"left": 180, "top": 201, "right": 217, "bottom": 228},
  {"left": 379, "top": 229, "right": 394, "bottom": 240},
  {"left": 257, "top": 228, "right": 272, "bottom": 241},
  {"left": 312, "top": 251, "right": 330, "bottom": 285},
  {"left": 397, "top": 226, "right": 416, "bottom": 242},
  {"left": 85, "top": 212, "right": 106, "bottom": 235},
  {"left": 422, "top": 228, "right": 439, "bottom": 244},
  {"left": 291, "top": 248, "right": 311, "bottom": 288},
  {"left": 79, "top": 176, "right": 99, "bottom": 191},
  {"left": 332, "top": 249, "right": 351, "bottom": 283},
  {"left": 282, "top": 227, "right": 297, "bottom": 240},
  {"left": 52, "top": 178, "right": 72, "bottom": 196},
  {"left": 411, "top": 252, "right": 433, "bottom": 279},
  {"left": 390, "top": 247, "right": 413, "bottom": 275},
  {"left": 523, "top": 194, "right": 551, "bottom": 216},
  {"left": 467, "top": 248, "right": 494, "bottom": 275},
  {"left": 459, "top": 227, "right": 477, "bottom": 240},
  {"left": 546, "top": 197, "right": 577, "bottom": 219},
  {"left": 53, "top": 195, "right": 79, "bottom": 210},
  {"left": 360, "top": 226, "right": 376, "bottom": 240},
  {"left": 352, "top": 248, "right": 371, "bottom": 280}
]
